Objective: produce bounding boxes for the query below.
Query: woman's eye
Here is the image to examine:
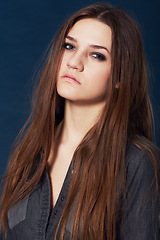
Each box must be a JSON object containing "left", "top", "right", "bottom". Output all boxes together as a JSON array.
[
  {"left": 64, "top": 43, "right": 75, "bottom": 50},
  {"left": 92, "top": 53, "right": 106, "bottom": 61}
]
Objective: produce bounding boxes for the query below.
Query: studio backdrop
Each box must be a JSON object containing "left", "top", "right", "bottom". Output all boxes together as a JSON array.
[{"left": 0, "top": 0, "right": 160, "bottom": 176}]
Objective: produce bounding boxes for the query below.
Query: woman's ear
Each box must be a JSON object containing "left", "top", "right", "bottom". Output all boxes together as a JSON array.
[{"left": 115, "top": 81, "right": 120, "bottom": 89}]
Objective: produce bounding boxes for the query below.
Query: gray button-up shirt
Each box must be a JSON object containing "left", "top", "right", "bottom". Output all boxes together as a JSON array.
[{"left": 1, "top": 142, "right": 160, "bottom": 239}]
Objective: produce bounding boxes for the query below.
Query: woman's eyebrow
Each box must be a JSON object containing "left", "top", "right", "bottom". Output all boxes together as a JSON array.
[
  {"left": 89, "top": 44, "right": 110, "bottom": 54},
  {"left": 66, "top": 35, "right": 77, "bottom": 42},
  {"left": 66, "top": 35, "right": 110, "bottom": 54}
]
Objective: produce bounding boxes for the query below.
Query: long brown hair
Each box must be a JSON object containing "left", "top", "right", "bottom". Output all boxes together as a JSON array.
[{"left": 0, "top": 3, "right": 159, "bottom": 240}]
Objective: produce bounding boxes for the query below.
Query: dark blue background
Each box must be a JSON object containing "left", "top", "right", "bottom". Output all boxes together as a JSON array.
[{"left": 0, "top": 0, "right": 160, "bottom": 176}]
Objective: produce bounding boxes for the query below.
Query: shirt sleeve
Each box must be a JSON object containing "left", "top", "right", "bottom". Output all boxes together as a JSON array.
[
  {"left": 0, "top": 179, "right": 5, "bottom": 239},
  {"left": 118, "top": 143, "right": 160, "bottom": 240}
]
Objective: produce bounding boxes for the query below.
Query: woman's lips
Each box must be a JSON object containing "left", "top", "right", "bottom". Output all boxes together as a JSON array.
[{"left": 61, "top": 73, "right": 81, "bottom": 85}]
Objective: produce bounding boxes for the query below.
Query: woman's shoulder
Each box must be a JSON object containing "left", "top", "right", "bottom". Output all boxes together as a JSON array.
[{"left": 125, "top": 136, "right": 160, "bottom": 184}]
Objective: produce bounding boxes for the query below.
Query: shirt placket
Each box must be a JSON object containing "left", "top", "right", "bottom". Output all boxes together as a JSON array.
[{"left": 36, "top": 171, "right": 51, "bottom": 240}]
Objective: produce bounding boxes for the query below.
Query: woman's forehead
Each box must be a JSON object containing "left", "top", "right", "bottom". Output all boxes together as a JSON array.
[{"left": 67, "top": 18, "right": 112, "bottom": 52}]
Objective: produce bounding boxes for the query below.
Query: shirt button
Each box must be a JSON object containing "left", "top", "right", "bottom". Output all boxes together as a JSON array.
[
  {"left": 61, "top": 197, "right": 64, "bottom": 201},
  {"left": 54, "top": 210, "right": 57, "bottom": 215}
]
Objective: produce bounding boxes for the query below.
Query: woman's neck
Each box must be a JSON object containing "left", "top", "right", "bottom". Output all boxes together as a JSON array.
[{"left": 60, "top": 100, "right": 105, "bottom": 147}]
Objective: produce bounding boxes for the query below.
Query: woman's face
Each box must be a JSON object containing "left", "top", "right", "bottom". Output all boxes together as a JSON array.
[{"left": 57, "top": 18, "right": 112, "bottom": 105}]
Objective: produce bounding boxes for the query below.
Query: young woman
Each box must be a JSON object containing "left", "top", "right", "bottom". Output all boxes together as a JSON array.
[{"left": 0, "top": 2, "right": 159, "bottom": 240}]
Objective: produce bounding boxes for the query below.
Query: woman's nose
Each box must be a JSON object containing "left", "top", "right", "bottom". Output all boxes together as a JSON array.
[{"left": 67, "top": 52, "right": 84, "bottom": 71}]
